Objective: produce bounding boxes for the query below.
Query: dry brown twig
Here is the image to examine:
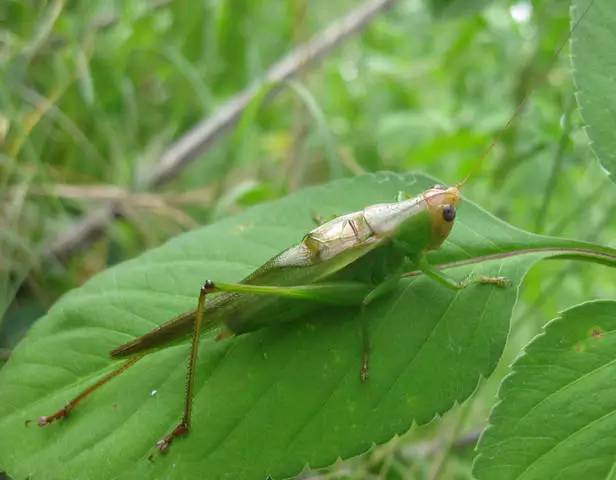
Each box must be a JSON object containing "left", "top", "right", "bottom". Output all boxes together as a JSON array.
[
  {"left": 42, "top": 0, "right": 398, "bottom": 263},
  {"left": 21, "top": 184, "right": 213, "bottom": 208}
]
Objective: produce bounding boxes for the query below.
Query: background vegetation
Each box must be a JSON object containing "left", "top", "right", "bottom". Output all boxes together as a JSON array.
[{"left": 1, "top": 0, "right": 613, "bottom": 478}]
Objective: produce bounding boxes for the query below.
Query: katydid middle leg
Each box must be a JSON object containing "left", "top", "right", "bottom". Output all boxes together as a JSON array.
[{"left": 359, "top": 275, "right": 403, "bottom": 382}]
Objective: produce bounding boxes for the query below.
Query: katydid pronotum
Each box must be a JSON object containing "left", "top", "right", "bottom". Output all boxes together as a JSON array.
[{"left": 36, "top": 0, "right": 595, "bottom": 457}]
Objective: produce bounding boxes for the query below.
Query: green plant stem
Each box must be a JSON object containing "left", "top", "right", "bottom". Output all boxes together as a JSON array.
[
  {"left": 403, "top": 243, "right": 616, "bottom": 280},
  {"left": 534, "top": 97, "right": 575, "bottom": 232}
]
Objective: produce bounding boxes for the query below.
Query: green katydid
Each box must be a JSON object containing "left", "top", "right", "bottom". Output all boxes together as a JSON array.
[
  {"left": 37, "top": 180, "right": 508, "bottom": 452},
  {"left": 35, "top": 0, "right": 596, "bottom": 457}
]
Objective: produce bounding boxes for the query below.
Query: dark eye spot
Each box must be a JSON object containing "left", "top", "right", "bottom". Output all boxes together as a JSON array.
[{"left": 442, "top": 204, "right": 456, "bottom": 222}]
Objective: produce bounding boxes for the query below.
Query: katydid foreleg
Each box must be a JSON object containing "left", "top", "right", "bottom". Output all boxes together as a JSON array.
[
  {"left": 311, "top": 212, "right": 338, "bottom": 226},
  {"left": 416, "top": 255, "right": 510, "bottom": 290}
]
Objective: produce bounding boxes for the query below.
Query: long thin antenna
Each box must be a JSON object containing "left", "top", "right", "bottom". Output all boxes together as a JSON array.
[{"left": 458, "top": 0, "right": 596, "bottom": 189}]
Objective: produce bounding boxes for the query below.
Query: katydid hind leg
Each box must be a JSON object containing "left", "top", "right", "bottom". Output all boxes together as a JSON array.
[
  {"left": 37, "top": 353, "right": 145, "bottom": 427},
  {"left": 155, "top": 280, "right": 213, "bottom": 453},
  {"left": 155, "top": 278, "right": 372, "bottom": 453}
]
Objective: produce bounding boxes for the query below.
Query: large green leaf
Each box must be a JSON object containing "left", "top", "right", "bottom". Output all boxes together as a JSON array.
[
  {"left": 0, "top": 173, "right": 614, "bottom": 480},
  {"left": 474, "top": 300, "right": 616, "bottom": 479},
  {"left": 572, "top": 0, "right": 616, "bottom": 183}
]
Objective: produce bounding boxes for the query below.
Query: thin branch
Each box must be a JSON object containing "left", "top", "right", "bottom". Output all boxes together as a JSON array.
[
  {"left": 19, "top": 184, "right": 213, "bottom": 207},
  {"left": 140, "top": 0, "right": 396, "bottom": 188},
  {"left": 44, "top": 203, "right": 120, "bottom": 262},
  {"left": 42, "top": 0, "right": 398, "bottom": 263}
]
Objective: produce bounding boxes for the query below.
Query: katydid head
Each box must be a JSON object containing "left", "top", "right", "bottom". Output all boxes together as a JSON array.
[
  {"left": 363, "top": 183, "right": 460, "bottom": 253},
  {"left": 422, "top": 184, "right": 460, "bottom": 250}
]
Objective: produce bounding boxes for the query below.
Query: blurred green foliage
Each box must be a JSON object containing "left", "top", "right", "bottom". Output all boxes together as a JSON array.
[{"left": 0, "top": 0, "right": 614, "bottom": 478}]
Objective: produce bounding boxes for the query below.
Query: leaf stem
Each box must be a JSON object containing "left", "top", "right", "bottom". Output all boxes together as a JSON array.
[{"left": 403, "top": 244, "right": 616, "bottom": 278}]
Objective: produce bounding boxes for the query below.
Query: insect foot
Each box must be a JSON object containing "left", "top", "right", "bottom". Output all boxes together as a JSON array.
[
  {"left": 38, "top": 415, "right": 53, "bottom": 426},
  {"left": 360, "top": 352, "right": 369, "bottom": 383},
  {"left": 202, "top": 279, "right": 216, "bottom": 292},
  {"left": 478, "top": 275, "right": 511, "bottom": 288},
  {"left": 156, "top": 421, "right": 189, "bottom": 453},
  {"left": 37, "top": 406, "right": 70, "bottom": 426}
]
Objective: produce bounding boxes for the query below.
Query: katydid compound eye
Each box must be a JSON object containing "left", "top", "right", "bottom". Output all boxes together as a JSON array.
[{"left": 442, "top": 204, "right": 456, "bottom": 222}]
